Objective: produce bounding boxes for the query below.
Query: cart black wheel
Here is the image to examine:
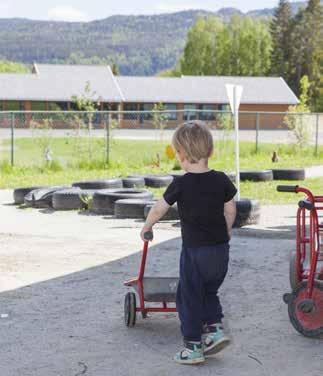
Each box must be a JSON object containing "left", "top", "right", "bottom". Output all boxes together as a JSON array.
[
  {"left": 141, "top": 311, "right": 148, "bottom": 319},
  {"left": 287, "top": 282, "right": 323, "bottom": 338},
  {"left": 289, "top": 252, "right": 302, "bottom": 291},
  {"left": 124, "top": 292, "right": 136, "bottom": 327}
]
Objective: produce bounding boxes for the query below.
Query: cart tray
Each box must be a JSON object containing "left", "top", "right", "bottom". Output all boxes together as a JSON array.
[{"left": 133, "top": 277, "right": 179, "bottom": 302}]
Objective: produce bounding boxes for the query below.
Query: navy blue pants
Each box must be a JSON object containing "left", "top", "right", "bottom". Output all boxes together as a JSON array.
[{"left": 176, "top": 243, "right": 229, "bottom": 342}]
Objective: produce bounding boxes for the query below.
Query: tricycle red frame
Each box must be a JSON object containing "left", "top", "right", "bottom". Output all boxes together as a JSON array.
[{"left": 288, "top": 186, "right": 323, "bottom": 299}]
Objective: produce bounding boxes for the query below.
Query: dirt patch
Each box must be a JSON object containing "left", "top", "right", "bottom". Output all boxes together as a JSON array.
[{"left": 0, "top": 190, "right": 322, "bottom": 375}]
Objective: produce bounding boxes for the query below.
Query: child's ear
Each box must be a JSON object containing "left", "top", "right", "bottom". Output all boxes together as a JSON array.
[{"left": 177, "top": 149, "right": 186, "bottom": 163}]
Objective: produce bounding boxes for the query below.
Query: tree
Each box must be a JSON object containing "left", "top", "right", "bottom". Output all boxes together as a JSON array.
[
  {"left": 285, "top": 75, "right": 312, "bottom": 149},
  {"left": 0, "top": 60, "right": 28, "bottom": 73},
  {"left": 180, "top": 16, "right": 272, "bottom": 77},
  {"left": 289, "top": 0, "right": 322, "bottom": 108},
  {"left": 180, "top": 17, "right": 223, "bottom": 76},
  {"left": 111, "top": 62, "right": 119, "bottom": 76},
  {"left": 270, "top": 0, "right": 292, "bottom": 79},
  {"left": 216, "top": 16, "right": 272, "bottom": 76},
  {"left": 318, "top": 48, "right": 323, "bottom": 111},
  {"left": 71, "top": 82, "right": 102, "bottom": 160}
]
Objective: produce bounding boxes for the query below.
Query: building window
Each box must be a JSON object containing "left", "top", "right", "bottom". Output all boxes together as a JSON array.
[
  {"left": 6, "top": 101, "right": 24, "bottom": 111},
  {"left": 140, "top": 103, "right": 153, "bottom": 123},
  {"left": 123, "top": 103, "right": 138, "bottom": 120},
  {"left": 219, "top": 104, "right": 230, "bottom": 112},
  {"left": 31, "top": 101, "right": 46, "bottom": 111},
  {"left": 101, "top": 103, "right": 119, "bottom": 111},
  {"left": 49, "top": 102, "right": 68, "bottom": 111},
  {"left": 164, "top": 104, "right": 177, "bottom": 121},
  {"left": 199, "top": 104, "right": 216, "bottom": 121},
  {"left": 184, "top": 104, "right": 197, "bottom": 121}
]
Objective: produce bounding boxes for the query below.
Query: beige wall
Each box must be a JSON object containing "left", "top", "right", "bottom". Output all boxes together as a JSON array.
[{"left": 239, "top": 104, "right": 290, "bottom": 130}]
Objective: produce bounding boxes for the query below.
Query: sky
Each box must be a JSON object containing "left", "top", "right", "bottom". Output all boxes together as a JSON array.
[{"left": 0, "top": 0, "right": 298, "bottom": 22}]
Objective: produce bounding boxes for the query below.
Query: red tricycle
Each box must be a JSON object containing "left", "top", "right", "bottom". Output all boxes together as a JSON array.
[
  {"left": 277, "top": 185, "right": 323, "bottom": 338},
  {"left": 123, "top": 231, "right": 179, "bottom": 327}
]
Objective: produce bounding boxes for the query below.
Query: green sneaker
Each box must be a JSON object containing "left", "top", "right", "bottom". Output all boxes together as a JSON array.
[
  {"left": 203, "top": 324, "right": 230, "bottom": 357},
  {"left": 174, "top": 341, "right": 205, "bottom": 365}
]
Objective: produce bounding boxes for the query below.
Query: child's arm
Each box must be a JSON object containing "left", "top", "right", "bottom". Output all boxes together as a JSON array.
[
  {"left": 140, "top": 198, "right": 170, "bottom": 241},
  {"left": 224, "top": 199, "right": 236, "bottom": 239}
]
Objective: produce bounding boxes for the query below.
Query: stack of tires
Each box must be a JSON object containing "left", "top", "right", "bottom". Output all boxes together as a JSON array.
[{"left": 12, "top": 173, "right": 261, "bottom": 226}]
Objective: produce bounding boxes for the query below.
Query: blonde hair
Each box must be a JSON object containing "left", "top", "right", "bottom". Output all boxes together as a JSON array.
[{"left": 172, "top": 121, "right": 214, "bottom": 164}]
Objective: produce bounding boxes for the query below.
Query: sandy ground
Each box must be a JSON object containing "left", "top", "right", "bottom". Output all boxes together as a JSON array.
[{"left": 0, "top": 190, "right": 322, "bottom": 376}]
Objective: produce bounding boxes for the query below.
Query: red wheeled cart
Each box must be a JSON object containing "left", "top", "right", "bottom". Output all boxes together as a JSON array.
[
  {"left": 277, "top": 185, "right": 323, "bottom": 338},
  {"left": 123, "top": 231, "right": 179, "bottom": 327}
]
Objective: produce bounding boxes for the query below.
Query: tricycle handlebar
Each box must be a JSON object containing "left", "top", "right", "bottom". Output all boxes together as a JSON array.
[{"left": 276, "top": 185, "right": 299, "bottom": 193}]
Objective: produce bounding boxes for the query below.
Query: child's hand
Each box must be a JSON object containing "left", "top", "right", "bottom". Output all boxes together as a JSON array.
[{"left": 140, "top": 226, "right": 153, "bottom": 242}]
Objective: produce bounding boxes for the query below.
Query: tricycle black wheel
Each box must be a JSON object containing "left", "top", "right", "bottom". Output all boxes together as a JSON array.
[
  {"left": 287, "top": 282, "right": 323, "bottom": 338},
  {"left": 124, "top": 292, "right": 136, "bottom": 327},
  {"left": 289, "top": 252, "right": 302, "bottom": 291}
]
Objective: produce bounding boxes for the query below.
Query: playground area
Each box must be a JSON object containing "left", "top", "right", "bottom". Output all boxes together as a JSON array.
[{"left": 0, "top": 190, "right": 321, "bottom": 376}]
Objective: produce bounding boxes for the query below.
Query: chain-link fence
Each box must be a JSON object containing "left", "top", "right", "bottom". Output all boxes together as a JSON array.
[{"left": 0, "top": 110, "right": 322, "bottom": 169}]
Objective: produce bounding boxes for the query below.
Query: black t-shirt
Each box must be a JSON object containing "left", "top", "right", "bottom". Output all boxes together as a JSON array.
[{"left": 163, "top": 170, "right": 237, "bottom": 248}]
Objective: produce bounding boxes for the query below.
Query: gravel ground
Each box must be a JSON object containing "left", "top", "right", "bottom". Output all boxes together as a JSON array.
[{"left": 0, "top": 190, "right": 322, "bottom": 376}]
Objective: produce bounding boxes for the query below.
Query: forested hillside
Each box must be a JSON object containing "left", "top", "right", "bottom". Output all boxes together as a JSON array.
[{"left": 0, "top": 3, "right": 315, "bottom": 75}]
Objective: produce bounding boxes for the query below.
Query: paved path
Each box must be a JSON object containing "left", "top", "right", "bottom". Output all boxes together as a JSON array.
[{"left": 1, "top": 128, "right": 323, "bottom": 145}]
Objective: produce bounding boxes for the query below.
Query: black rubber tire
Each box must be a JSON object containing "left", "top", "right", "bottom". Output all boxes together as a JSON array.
[
  {"left": 288, "top": 282, "right": 323, "bottom": 338},
  {"left": 124, "top": 292, "right": 136, "bottom": 327},
  {"left": 234, "top": 199, "right": 261, "bottom": 228},
  {"left": 72, "top": 178, "right": 123, "bottom": 190},
  {"left": 290, "top": 252, "right": 302, "bottom": 291},
  {"left": 144, "top": 203, "right": 179, "bottom": 221},
  {"left": 272, "top": 169, "right": 305, "bottom": 181},
  {"left": 240, "top": 170, "right": 273, "bottom": 182},
  {"left": 144, "top": 175, "right": 174, "bottom": 188},
  {"left": 115, "top": 199, "right": 156, "bottom": 219},
  {"left": 13, "top": 186, "right": 45, "bottom": 205},
  {"left": 24, "top": 186, "right": 69, "bottom": 208},
  {"left": 52, "top": 189, "right": 97, "bottom": 211},
  {"left": 122, "top": 177, "right": 145, "bottom": 189},
  {"left": 92, "top": 189, "right": 154, "bottom": 215}
]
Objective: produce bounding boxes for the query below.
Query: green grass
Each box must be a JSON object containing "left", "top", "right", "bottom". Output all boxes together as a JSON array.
[
  {"left": 1, "top": 137, "right": 323, "bottom": 205},
  {"left": 150, "top": 178, "right": 323, "bottom": 205},
  {"left": 3, "top": 137, "right": 323, "bottom": 171}
]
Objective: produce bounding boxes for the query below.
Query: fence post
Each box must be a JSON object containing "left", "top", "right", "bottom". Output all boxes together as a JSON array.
[
  {"left": 255, "top": 112, "right": 260, "bottom": 153},
  {"left": 106, "top": 112, "right": 110, "bottom": 165},
  {"left": 11, "top": 112, "right": 15, "bottom": 166},
  {"left": 315, "top": 113, "right": 319, "bottom": 156}
]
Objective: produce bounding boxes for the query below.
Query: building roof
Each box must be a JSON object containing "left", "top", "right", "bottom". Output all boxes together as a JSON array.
[
  {"left": 0, "top": 64, "right": 124, "bottom": 102},
  {"left": 0, "top": 64, "right": 298, "bottom": 105},
  {"left": 117, "top": 76, "right": 299, "bottom": 105}
]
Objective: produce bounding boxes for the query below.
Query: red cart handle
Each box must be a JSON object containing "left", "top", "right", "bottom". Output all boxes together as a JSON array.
[{"left": 143, "top": 231, "right": 153, "bottom": 241}]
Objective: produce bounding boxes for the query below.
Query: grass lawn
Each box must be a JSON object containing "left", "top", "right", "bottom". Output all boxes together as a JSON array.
[{"left": 1, "top": 137, "right": 323, "bottom": 204}]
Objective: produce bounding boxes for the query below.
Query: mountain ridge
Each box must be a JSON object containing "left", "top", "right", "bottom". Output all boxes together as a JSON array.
[{"left": 0, "top": 2, "right": 319, "bottom": 75}]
